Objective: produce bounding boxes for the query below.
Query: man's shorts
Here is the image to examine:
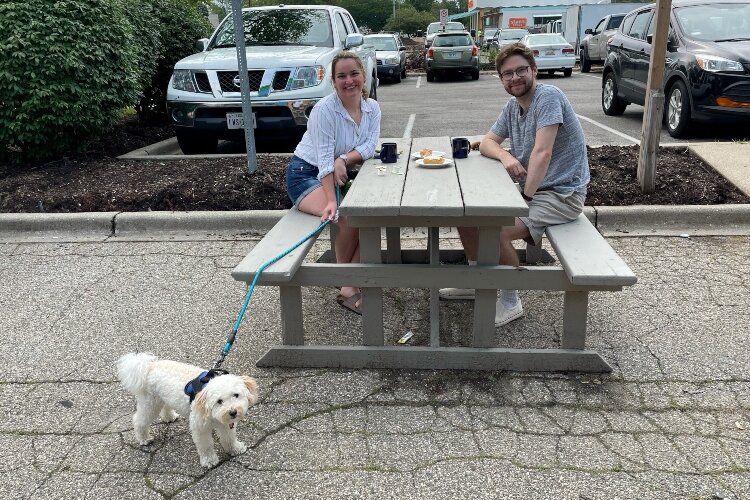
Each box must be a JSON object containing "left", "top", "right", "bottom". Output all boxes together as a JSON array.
[{"left": 519, "top": 189, "right": 586, "bottom": 246}]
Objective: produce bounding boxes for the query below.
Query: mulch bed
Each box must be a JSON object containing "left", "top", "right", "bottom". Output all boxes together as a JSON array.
[{"left": 1, "top": 117, "right": 747, "bottom": 213}]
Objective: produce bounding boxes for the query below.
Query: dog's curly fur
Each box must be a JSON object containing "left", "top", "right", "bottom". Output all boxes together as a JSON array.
[{"left": 117, "top": 352, "right": 259, "bottom": 467}]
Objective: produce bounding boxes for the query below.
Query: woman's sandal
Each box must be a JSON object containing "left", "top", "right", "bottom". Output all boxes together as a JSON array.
[{"left": 336, "top": 292, "right": 362, "bottom": 315}]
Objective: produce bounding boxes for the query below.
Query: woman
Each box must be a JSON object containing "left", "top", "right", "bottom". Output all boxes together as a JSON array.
[{"left": 286, "top": 51, "right": 381, "bottom": 314}]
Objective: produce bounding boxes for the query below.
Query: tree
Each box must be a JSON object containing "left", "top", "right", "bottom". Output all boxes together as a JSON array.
[
  {"left": 384, "top": 4, "right": 434, "bottom": 35},
  {"left": 405, "top": 0, "right": 435, "bottom": 12},
  {"left": 340, "top": 0, "right": 392, "bottom": 32}
]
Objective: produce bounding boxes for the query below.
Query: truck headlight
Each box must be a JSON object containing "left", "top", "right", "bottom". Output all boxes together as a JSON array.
[
  {"left": 292, "top": 66, "right": 325, "bottom": 89},
  {"left": 385, "top": 56, "right": 400, "bottom": 65},
  {"left": 171, "top": 70, "right": 197, "bottom": 92},
  {"left": 695, "top": 55, "right": 744, "bottom": 73}
]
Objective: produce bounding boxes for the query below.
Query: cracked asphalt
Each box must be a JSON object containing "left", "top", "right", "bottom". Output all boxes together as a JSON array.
[{"left": 1, "top": 233, "right": 748, "bottom": 499}]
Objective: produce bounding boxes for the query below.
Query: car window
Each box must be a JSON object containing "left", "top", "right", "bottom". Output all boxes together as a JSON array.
[
  {"left": 626, "top": 9, "right": 653, "bottom": 40},
  {"left": 433, "top": 34, "right": 472, "bottom": 47},
  {"left": 675, "top": 3, "right": 750, "bottom": 41},
  {"left": 335, "top": 13, "right": 348, "bottom": 45},
  {"left": 526, "top": 34, "right": 568, "bottom": 45},
  {"left": 593, "top": 18, "right": 606, "bottom": 34},
  {"left": 343, "top": 13, "right": 357, "bottom": 34},
  {"left": 620, "top": 12, "right": 637, "bottom": 36},
  {"left": 427, "top": 22, "right": 464, "bottom": 34},
  {"left": 210, "top": 9, "right": 334, "bottom": 48},
  {"left": 366, "top": 36, "right": 397, "bottom": 51},
  {"left": 501, "top": 29, "right": 530, "bottom": 40},
  {"left": 607, "top": 15, "right": 625, "bottom": 30}
]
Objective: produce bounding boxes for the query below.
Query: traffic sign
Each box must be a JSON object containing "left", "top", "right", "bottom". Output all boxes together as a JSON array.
[{"left": 440, "top": 9, "right": 448, "bottom": 25}]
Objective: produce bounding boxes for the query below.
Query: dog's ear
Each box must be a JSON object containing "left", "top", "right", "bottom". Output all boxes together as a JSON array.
[
  {"left": 241, "top": 376, "right": 259, "bottom": 403},
  {"left": 193, "top": 389, "right": 209, "bottom": 418}
]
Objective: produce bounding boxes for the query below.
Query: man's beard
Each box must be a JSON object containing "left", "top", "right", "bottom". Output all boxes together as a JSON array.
[{"left": 504, "top": 79, "right": 533, "bottom": 98}]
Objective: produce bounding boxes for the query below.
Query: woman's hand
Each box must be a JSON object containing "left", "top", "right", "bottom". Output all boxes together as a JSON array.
[
  {"left": 321, "top": 200, "right": 338, "bottom": 222},
  {"left": 333, "top": 158, "right": 348, "bottom": 186},
  {"left": 503, "top": 155, "right": 527, "bottom": 178}
]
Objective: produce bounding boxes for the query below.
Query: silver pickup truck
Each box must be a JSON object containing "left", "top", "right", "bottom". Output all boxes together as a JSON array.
[
  {"left": 166, "top": 5, "right": 377, "bottom": 154},
  {"left": 579, "top": 13, "right": 626, "bottom": 73}
]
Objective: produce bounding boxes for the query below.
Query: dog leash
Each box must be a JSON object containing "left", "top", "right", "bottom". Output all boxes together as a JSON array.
[{"left": 213, "top": 185, "right": 341, "bottom": 370}]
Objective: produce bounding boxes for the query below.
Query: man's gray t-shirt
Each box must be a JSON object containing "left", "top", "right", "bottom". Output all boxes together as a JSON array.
[{"left": 490, "top": 84, "right": 589, "bottom": 193}]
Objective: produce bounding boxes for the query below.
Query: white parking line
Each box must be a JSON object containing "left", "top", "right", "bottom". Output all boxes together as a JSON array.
[
  {"left": 416, "top": 76, "right": 422, "bottom": 89},
  {"left": 403, "top": 114, "right": 416, "bottom": 139},
  {"left": 579, "top": 73, "right": 602, "bottom": 81},
  {"left": 576, "top": 114, "right": 640, "bottom": 144}
]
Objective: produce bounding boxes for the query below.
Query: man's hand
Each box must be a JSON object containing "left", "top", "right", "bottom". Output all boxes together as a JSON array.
[
  {"left": 333, "top": 158, "right": 348, "bottom": 186},
  {"left": 503, "top": 155, "right": 527, "bottom": 178}
]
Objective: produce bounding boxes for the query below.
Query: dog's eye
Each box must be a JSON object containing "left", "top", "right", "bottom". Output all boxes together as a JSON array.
[
  {"left": 217, "top": 399, "right": 223, "bottom": 405},
  {"left": 233, "top": 393, "right": 239, "bottom": 398}
]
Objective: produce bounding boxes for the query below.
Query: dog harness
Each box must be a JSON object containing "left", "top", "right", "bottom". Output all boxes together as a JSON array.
[{"left": 184, "top": 369, "right": 229, "bottom": 402}]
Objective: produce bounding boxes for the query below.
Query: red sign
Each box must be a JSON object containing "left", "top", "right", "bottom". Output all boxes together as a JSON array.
[{"left": 508, "top": 18, "right": 527, "bottom": 28}]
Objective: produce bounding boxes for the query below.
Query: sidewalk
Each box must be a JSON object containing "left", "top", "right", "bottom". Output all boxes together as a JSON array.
[{"left": 1, "top": 231, "right": 748, "bottom": 498}]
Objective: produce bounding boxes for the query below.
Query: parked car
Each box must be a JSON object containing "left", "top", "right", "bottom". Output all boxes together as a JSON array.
[
  {"left": 166, "top": 5, "right": 377, "bottom": 154},
  {"left": 488, "top": 28, "right": 531, "bottom": 49},
  {"left": 424, "top": 21, "right": 466, "bottom": 48},
  {"left": 602, "top": 0, "right": 750, "bottom": 137},
  {"left": 519, "top": 33, "right": 576, "bottom": 76},
  {"left": 364, "top": 33, "right": 407, "bottom": 83},
  {"left": 425, "top": 31, "right": 480, "bottom": 82},
  {"left": 579, "top": 13, "right": 626, "bottom": 72},
  {"left": 482, "top": 28, "right": 499, "bottom": 48}
]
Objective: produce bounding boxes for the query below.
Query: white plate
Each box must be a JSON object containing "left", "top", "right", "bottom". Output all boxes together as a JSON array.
[
  {"left": 411, "top": 150, "right": 446, "bottom": 159},
  {"left": 415, "top": 158, "right": 454, "bottom": 168}
]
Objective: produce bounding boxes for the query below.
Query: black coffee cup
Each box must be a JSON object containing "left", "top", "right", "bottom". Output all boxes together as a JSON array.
[
  {"left": 452, "top": 137, "right": 470, "bottom": 159},
  {"left": 379, "top": 142, "right": 398, "bottom": 163}
]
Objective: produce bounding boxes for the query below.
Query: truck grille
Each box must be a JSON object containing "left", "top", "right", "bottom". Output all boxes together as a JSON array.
[
  {"left": 217, "top": 70, "right": 264, "bottom": 92},
  {"left": 272, "top": 71, "right": 291, "bottom": 91},
  {"left": 194, "top": 72, "right": 211, "bottom": 93}
]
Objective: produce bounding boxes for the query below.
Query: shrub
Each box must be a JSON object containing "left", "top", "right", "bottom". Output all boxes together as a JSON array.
[{"left": 0, "top": 0, "right": 140, "bottom": 160}]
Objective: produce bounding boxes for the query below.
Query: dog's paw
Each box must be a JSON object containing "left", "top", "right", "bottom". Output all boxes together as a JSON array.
[
  {"left": 136, "top": 435, "right": 154, "bottom": 446},
  {"left": 160, "top": 409, "right": 179, "bottom": 422},
  {"left": 199, "top": 454, "right": 220, "bottom": 468},
  {"left": 227, "top": 441, "right": 247, "bottom": 456}
]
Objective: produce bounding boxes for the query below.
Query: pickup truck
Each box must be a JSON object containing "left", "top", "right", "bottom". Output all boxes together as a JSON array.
[
  {"left": 166, "top": 5, "right": 377, "bottom": 154},
  {"left": 579, "top": 13, "right": 626, "bottom": 72}
]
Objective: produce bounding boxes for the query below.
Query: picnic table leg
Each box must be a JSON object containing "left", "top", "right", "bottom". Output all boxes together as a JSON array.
[
  {"left": 428, "top": 227, "right": 440, "bottom": 347},
  {"left": 525, "top": 241, "right": 543, "bottom": 264},
  {"left": 329, "top": 223, "right": 339, "bottom": 263},
  {"left": 386, "top": 227, "right": 401, "bottom": 264},
  {"left": 279, "top": 285, "right": 304, "bottom": 345},
  {"left": 562, "top": 291, "right": 588, "bottom": 349},
  {"left": 359, "top": 227, "right": 384, "bottom": 346},
  {"left": 473, "top": 227, "right": 501, "bottom": 348}
]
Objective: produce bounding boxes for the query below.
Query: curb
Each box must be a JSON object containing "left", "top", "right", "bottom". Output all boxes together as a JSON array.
[
  {"left": 1, "top": 206, "right": 748, "bottom": 242},
  {"left": 117, "top": 137, "right": 180, "bottom": 158}
]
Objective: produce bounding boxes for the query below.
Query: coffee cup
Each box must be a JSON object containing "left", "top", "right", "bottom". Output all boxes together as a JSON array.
[
  {"left": 379, "top": 142, "right": 398, "bottom": 163},
  {"left": 452, "top": 137, "right": 470, "bottom": 159}
]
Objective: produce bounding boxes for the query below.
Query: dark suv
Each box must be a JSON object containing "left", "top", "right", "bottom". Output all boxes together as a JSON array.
[{"left": 601, "top": 0, "right": 750, "bottom": 137}]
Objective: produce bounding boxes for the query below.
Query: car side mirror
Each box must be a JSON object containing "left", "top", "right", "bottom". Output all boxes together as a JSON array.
[
  {"left": 470, "top": 29, "right": 476, "bottom": 38},
  {"left": 344, "top": 33, "right": 364, "bottom": 49},
  {"left": 417, "top": 30, "right": 423, "bottom": 37},
  {"left": 195, "top": 38, "right": 209, "bottom": 52},
  {"left": 584, "top": 28, "right": 593, "bottom": 35},
  {"left": 646, "top": 33, "right": 653, "bottom": 44},
  {"left": 399, "top": 45, "right": 406, "bottom": 51},
  {"left": 666, "top": 33, "right": 678, "bottom": 51}
]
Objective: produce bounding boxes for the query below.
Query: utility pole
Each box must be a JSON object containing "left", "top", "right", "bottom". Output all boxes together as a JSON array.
[{"left": 637, "top": 0, "right": 672, "bottom": 193}]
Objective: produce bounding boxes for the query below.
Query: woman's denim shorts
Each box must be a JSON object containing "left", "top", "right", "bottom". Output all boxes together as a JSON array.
[{"left": 286, "top": 155, "right": 321, "bottom": 207}]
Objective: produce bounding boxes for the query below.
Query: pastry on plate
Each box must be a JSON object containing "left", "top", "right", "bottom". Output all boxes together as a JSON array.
[
  {"left": 422, "top": 155, "right": 445, "bottom": 165},
  {"left": 419, "top": 148, "right": 433, "bottom": 157}
]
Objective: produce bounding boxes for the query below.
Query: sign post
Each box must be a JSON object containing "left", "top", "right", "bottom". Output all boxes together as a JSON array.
[{"left": 230, "top": 0, "right": 258, "bottom": 174}]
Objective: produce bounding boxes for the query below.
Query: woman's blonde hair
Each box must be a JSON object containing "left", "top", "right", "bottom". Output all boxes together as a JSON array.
[{"left": 331, "top": 51, "right": 369, "bottom": 99}]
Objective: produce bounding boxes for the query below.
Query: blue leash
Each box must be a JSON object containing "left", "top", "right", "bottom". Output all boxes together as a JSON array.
[{"left": 213, "top": 185, "right": 341, "bottom": 369}]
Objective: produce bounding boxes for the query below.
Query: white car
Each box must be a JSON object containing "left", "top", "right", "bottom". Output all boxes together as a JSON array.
[
  {"left": 519, "top": 34, "right": 576, "bottom": 77},
  {"left": 424, "top": 21, "right": 465, "bottom": 48},
  {"left": 167, "top": 5, "right": 377, "bottom": 154}
]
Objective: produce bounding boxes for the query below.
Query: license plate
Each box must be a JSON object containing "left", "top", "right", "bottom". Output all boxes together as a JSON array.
[
  {"left": 545, "top": 49, "right": 556, "bottom": 56},
  {"left": 444, "top": 52, "right": 460, "bottom": 60},
  {"left": 226, "top": 112, "right": 256, "bottom": 129}
]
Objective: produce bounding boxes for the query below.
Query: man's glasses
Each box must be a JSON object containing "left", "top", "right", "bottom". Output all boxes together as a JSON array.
[{"left": 500, "top": 65, "right": 530, "bottom": 81}]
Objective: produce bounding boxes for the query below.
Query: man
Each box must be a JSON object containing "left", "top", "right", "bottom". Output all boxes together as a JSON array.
[{"left": 440, "top": 42, "right": 590, "bottom": 327}]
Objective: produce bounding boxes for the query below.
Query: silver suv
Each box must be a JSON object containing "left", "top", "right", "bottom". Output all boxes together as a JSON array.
[{"left": 167, "top": 5, "right": 377, "bottom": 154}]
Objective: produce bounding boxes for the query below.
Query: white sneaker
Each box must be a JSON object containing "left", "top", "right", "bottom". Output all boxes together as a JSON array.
[
  {"left": 495, "top": 300, "right": 524, "bottom": 327},
  {"left": 439, "top": 288, "right": 475, "bottom": 300}
]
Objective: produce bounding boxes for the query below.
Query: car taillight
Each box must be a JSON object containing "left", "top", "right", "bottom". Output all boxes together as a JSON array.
[
  {"left": 562, "top": 47, "right": 574, "bottom": 54},
  {"left": 472, "top": 45, "right": 478, "bottom": 56},
  {"left": 427, "top": 47, "right": 433, "bottom": 58},
  {"left": 533, "top": 49, "right": 539, "bottom": 56}
]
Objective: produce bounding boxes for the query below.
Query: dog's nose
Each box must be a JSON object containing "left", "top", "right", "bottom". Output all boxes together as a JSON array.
[{"left": 229, "top": 409, "right": 237, "bottom": 418}]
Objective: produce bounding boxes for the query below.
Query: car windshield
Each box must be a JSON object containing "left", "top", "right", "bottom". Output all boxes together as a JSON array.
[
  {"left": 485, "top": 29, "right": 499, "bottom": 37},
  {"left": 366, "top": 37, "right": 397, "bottom": 51},
  {"left": 433, "top": 34, "right": 472, "bottom": 47},
  {"left": 524, "top": 34, "right": 568, "bottom": 46},
  {"left": 427, "top": 22, "right": 464, "bottom": 34},
  {"left": 500, "top": 29, "right": 530, "bottom": 40},
  {"left": 210, "top": 9, "right": 333, "bottom": 48},
  {"left": 675, "top": 3, "right": 750, "bottom": 42}
]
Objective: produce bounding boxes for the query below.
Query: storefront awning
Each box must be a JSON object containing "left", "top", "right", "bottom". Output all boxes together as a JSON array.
[{"left": 448, "top": 10, "right": 477, "bottom": 21}]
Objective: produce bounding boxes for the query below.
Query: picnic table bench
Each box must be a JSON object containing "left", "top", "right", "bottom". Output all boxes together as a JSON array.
[{"left": 231, "top": 137, "right": 636, "bottom": 372}]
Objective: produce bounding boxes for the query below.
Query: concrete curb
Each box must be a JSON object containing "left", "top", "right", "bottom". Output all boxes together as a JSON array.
[
  {"left": 1, "top": 206, "right": 749, "bottom": 242},
  {"left": 118, "top": 137, "right": 180, "bottom": 158}
]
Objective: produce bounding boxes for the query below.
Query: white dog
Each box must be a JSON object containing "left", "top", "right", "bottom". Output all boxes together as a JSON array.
[{"left": 117, "top": 352, "right": 259, "bottom": 467}]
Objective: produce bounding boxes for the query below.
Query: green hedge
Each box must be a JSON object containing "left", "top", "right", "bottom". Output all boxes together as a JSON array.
[{"left": 0, "top": 0, "right": 212, "bottom": 160}]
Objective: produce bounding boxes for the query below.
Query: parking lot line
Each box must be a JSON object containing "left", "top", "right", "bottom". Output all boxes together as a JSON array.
[
  {"left": 403, "top": 114, "right": 416, "bottom": 139},
  {"left": 576, "top": 114, "right": 639, "bottom": 144},
  {"left": 416, "top": 76, "right": 422, "bottom": 89},
  {"left": 580, "top": 73, "right": 602, "bottom": 81}
]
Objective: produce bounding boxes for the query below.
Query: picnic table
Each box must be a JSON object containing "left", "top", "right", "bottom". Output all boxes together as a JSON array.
[{"left": 232, "top": 137, "right": 637, "bottom": 372}]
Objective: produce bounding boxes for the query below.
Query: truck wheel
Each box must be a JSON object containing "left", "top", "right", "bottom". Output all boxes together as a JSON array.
[
  {"left": 666, "top": 80, "right": 692, "bottom": 138},
  {"left": 471, "top": 69, "right": 480, "bottom": 80},
  {"left": 563, "top": 68, "right": 572, "bottom": 77},
  {"left": 426, "top": 70, "right": 434, "bottom": 82},
  {"left": 176, "top": 131, "right": 218, "bottom": 155},
  {"left": 602, "top": 72, "right": 627, "bottom": 116},
  {"left": 580, "top": 48, "right": 591, "bottom": 73},
  {"left": 394, "top": 70, "right": 402, "bottom": 83},
  {"left": 401, "top": 67, "right": 407, "bottom": 79},
  {"left": 369, "top": 75, "right": 378, "bottom": 100}
]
